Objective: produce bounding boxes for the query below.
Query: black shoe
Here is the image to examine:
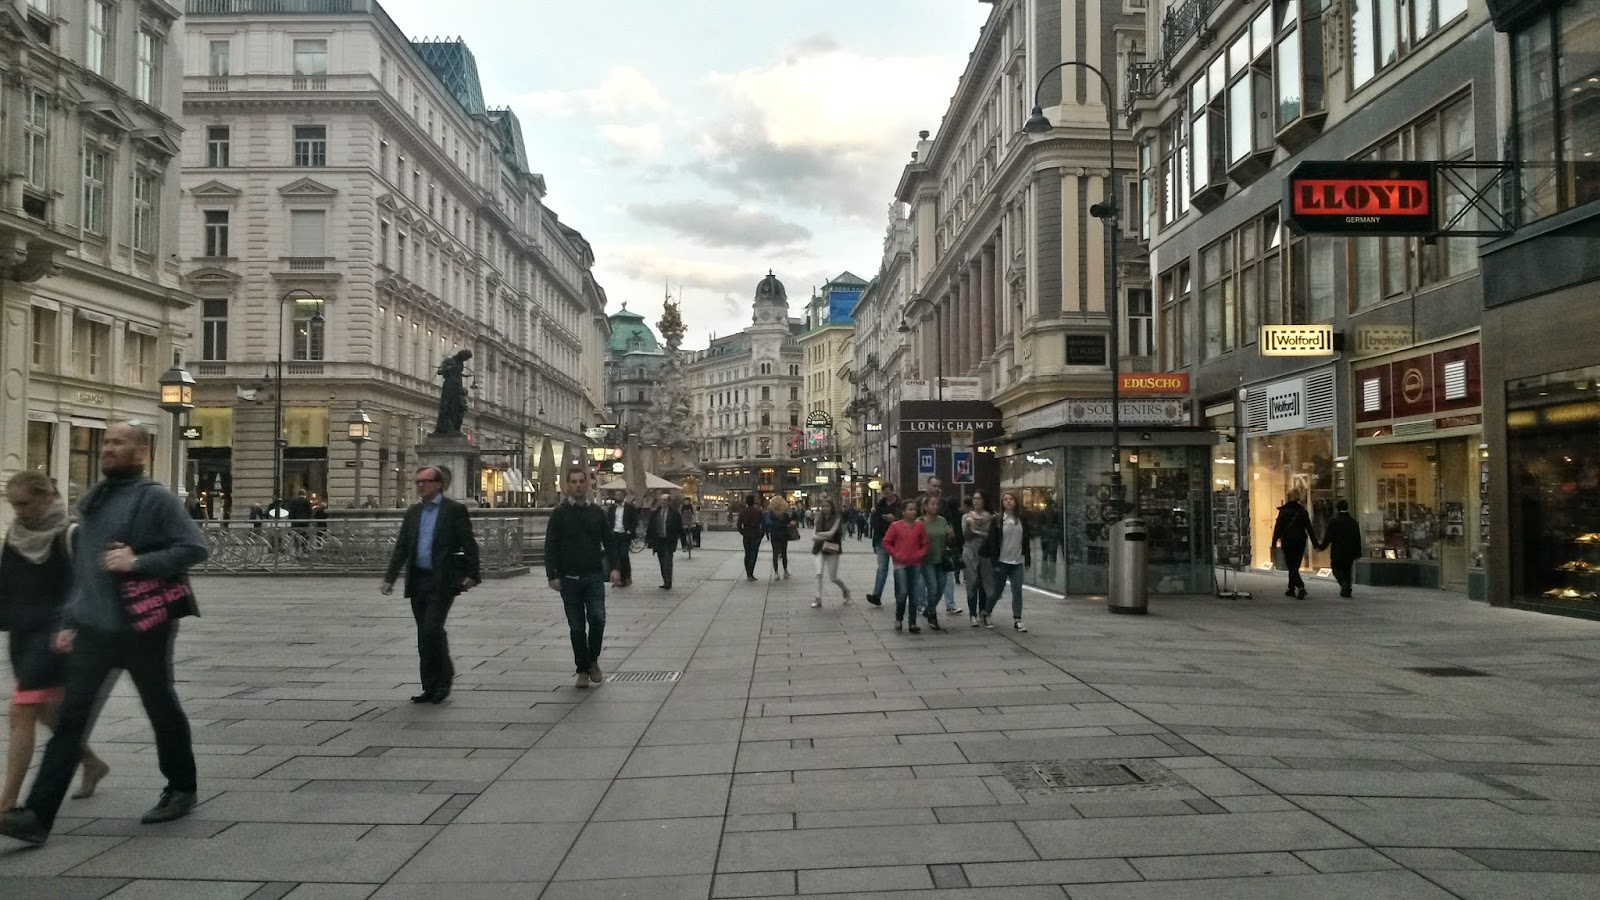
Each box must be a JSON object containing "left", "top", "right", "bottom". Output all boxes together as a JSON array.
[
  {"left": 430, "top": 689, "right": 451, "bottom": 704},
  {"left": 141, "top": 789, "right": 197, "bottom": 824},
  {"left": 0, "top": 807, "right": 47, "bottom": 845},
  {"left": 1284, "top": 589, "right": 1296, "bottom": 598},
  {"left": 1339, "top": 590, "right": 1352, "bottom": 598},
  {"left": 660, "top": 583, "right": 671, "bottom": 590},
  {"left": 926, "top": 616, "right": 942, "bottom": 631},
  {"left": 907, "top": 626, "right": 922, "bottom": 634},
  {"left": 410, "top": 692, "right": 436, "bottom": 703},
  {"left": 747, "top": 575, "right": 757, "bottom": 581},
  {"left": 1296, "top": 588, "right": 1308, "bottom": 600},
  {"left": 866, "top": 593, "right": 882, "bottom": 606}
]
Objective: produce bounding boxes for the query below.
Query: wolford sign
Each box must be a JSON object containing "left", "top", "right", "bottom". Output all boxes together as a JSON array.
[{"left": 1286, "top": 161, "right": 1436, "bottom": 235}]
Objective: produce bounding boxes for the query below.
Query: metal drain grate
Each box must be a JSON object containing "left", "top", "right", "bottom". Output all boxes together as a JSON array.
[
  {"left": 998, "top": 759, "right": 1187, "bottom": 796},
  {"left": 606, "top": 670, "right": 682, "bottom": 683},
  {"left": 1405, "top": 666, "right": 1491, "bottom": 678}
]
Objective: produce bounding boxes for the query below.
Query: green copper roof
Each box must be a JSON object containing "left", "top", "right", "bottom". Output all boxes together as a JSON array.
[{"left": 607, "top": 309, "right": 661, "bottom": 354}]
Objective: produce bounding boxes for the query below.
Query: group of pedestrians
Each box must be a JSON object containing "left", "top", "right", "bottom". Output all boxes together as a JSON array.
[{"left": 1271, "top": 488, "right": 1363, "bottom": 599}]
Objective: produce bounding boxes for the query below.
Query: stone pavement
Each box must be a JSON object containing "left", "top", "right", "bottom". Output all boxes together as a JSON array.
[{"left": 5, "top": 532, "right": 1600, "bottom": 899}]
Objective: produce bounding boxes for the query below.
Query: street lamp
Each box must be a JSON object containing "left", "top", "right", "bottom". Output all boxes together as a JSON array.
[
  {"left": 1023, "top": 60, "right": 1125, "bottom": 517},
  {"left": 157, "top": 359, "right": 196, "bottom": 496},
  {"left": 346, "top": 405, "right": 373, "bottom": 508},
  {"left": 274, "top": 288, "right": 323, "bottom": 510}
]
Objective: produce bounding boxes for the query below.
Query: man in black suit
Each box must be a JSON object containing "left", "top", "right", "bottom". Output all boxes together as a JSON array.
[
  {"left": 381, "top": 465, "right": 480, "bottom": 703},
  {"left": 644, "top": 492, "right": 683, "bottom": 590},
  {"left": 603, "top": 491, "right": 638, "bottom": 588}
]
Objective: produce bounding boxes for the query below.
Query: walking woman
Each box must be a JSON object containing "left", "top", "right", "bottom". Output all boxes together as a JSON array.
[
  {"left": 881, "top": 499, "right": 928, "bottom": 633},
  {"left": 983, "top": 491, "right": 1032, "bottom": 631},
  {"left": 962, "top": 491, "right": 997, "bottom": 627},
  {"left": 766, "top": 496, "right": 796, "bottom": 578},
  {"left": 809, "top": 497, "right": 852, "bottom": 608},
  {"left": 918, "top": 495, "right": 954, "bottom": 631},
  {"left": 0, "top": 472, "right": 109, "bottom": 811},
  {"left": 679, "top": 500, "right": 698, "bottom": 553}
]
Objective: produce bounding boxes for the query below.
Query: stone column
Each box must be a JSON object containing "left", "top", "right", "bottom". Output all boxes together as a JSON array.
[
  {"left": 956, "top": 272, "right": 972, "bottom": 375},
  {"left": 939, "top": 294, "right": 952, "bottom": 383},
  {"left": 980, "top": 244, "right": 997, "bottom": 361},
  {"left": 967, "top": 259, "right": 982, "bottom": 372}
]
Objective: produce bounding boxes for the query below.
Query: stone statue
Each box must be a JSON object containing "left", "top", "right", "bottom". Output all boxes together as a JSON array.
[{"left": 433, "top": 349, "right": 473, "bottom": 435}]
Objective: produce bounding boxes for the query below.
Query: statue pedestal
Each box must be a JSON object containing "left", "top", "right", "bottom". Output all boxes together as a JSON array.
[{"left": 416, "top": 433, "right": 480, "bottom": 502}]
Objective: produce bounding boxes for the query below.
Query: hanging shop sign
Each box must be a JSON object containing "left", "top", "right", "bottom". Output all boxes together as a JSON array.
[
  {"left": 1286, "top": 161, "right": 1436, "bottom": 235},
  {"left": 1016, "top": 399, "right": 1187, "bottom": 431},
  {"left": 1118, "top": 373, "right": 1191, "bottom": 395},
  {"left": 1260, "top": 324, "right": 1336, "bottom": 356},
  {"left": 805, "top": 409, "right": 834, "bottom": 429},
  {"left": 179, "top": 426, "right": 204, "bottom": 441},
  {"left": 863, "top": 422, "right": 883, "bottom": 433}
]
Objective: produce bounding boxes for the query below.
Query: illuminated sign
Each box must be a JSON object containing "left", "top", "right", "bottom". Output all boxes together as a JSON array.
[
  {"left": 1261, "top": 324, "right": 1336, "bottom": 356},
  {"left": 1118, "top": 373, "right": 1190, "bottom": 395},
  {"left": 179, "top": 426, "right": 204, "bottom": 441},
  {"left": 863, "top": 422, "right": 883, "bottom": 433},
  {"left": 1286, "top": 161, "right": 1436, "bottom": 235}
]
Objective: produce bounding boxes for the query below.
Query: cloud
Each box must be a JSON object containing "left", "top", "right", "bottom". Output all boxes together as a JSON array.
[
  {"left": 520, "top": 66, "right": 670, "bottom": 119},
  {"left": 626, "top": 201, "right": 812, "bottom": 249},
  {"left": 606, "top": 247, "right": 757, "bottom": 300},
  {"left": 600, "top": 123, "right": 665, "bottom": 159}
]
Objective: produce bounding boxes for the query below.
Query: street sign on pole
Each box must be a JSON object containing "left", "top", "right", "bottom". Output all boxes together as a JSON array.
[
  {"left": 917, "top": 447, "right": 936, "bottom": 477},
  {"left": 952, "top": 450, "right": 974, "bottom": 484}
]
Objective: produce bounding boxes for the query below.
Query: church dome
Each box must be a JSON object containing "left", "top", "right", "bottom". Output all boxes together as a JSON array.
[
  {"left": 755, "top": 270, "right": 787, "bottom": 304},
  {"left": 606, "top": 307, "right": 661, "bottom": 354}
]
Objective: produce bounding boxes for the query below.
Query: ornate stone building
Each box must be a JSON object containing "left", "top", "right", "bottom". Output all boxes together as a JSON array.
[
  {"left": 179, "top": 0, "right": 607, "bottom": 510},
  {"left": 1, "top": 0, "right": 192, "bottom": 518},
  {"left": 799, "top": 272, "right": 862, "bottom": 502},
  {"left": 847, "top": 205, "right": 914, "bottom": 495}
]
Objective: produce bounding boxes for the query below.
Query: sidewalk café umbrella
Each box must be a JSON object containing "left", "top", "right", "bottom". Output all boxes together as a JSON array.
[{"left": 599, "top": 472, "right": 683, "bottom": 492}]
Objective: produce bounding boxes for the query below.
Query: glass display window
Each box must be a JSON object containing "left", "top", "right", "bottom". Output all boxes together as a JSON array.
[
  {"left": 1507, "top": 364, "right": 1600, "bottom": 614},
  {"left": 26, "top": 420, "right": 53, "bottom": 473},
  {"left": 1000, "top": 449, "right": 1065, "bottom": 594},
  {"left": 68, "top": 424, "right": 103, "bottom": 507},
  {"left": 1248, "top": 429, "right": 1334, "bottom": 570},
  {"left": 1354, "top": 438, "right": 1478, "bottom": 590}
]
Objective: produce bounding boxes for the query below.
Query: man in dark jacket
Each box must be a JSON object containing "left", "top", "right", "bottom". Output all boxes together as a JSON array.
[
  {"left": 382, "top": 466, "right": 480, "bottom": 704},
  {"left": 546, "top": 467, "right": 619, "bottom": 688},
  {"left": 1, "top": 422, "right": 209, "bottom": 845},
  {"left": 867, "top": 484, "right": 899, "bottom": 606},
  {"left": 1271, "top": 488, "right": 1317, "bottom": 599},
  {"left": 737, "top": 494, "right": 765, "bottom": 581},
  {"left": 644, "top": 492, "right": 683, "bottom": 589},
  {"left": 1317, "top": 499, "right": 1363, "bottom": 598},
  {"left": 603, "top": 491, "right": 638, "bottom": 588},
  {"left": 288, "top": 489, "right": 314, "bottom": 553}
]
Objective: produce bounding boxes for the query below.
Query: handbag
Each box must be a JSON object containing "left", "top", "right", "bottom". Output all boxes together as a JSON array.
[
  {"left": 117, "top": 486, "right": 199, "bottom": 632},
  {"left": 821, "top": 541, "right": 842, "bottom": 555},
  {"left": 785, "top": 519, "right": 801, "bottom": 542}
]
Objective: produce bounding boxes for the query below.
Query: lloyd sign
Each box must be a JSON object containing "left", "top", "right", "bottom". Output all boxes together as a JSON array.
[
  {"left": 1266, "top": 378, "right": 1307, "bottom": 433},
  {"left": 1286, "top": 161, "right": 1436, "bottom": 235}
]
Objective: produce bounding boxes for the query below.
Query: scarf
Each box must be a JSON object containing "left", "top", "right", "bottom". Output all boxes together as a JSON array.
[{"left": 5, "top": 496, "right": 69, "bottom": 564}]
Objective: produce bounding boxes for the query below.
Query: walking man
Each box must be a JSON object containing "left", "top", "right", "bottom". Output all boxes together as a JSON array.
[
  {"left": 1317, "top": 499, "right": 1362, "bottom": 598},
  {"left": 546, "top": 467, "right": 619, "bottom": 688},
  {"left": 866, "top": 484, "right": 899, "bottom": 606},
  {"left": 645, "top": 492, "right": 683, "bottom": 590},
  {"left": 737, "top": 493, "right": 765, "bottom": 581},
  {"left": 604, "top": 491, "right": 638, "bottom": 588},
  {"left": 382, "top": 465, "right": 480, "bottom": 704},
  {"left": 0, "top": 422, "right": 208, "bottom": 845},
  {"left": 1272, "top": 487, "right": 1317, "bottom": 600}
]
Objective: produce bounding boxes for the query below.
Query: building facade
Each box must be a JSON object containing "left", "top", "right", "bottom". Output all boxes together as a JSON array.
[
  {"left": 686, "top": 272, "right": 804, "bottom": 515},
  {"left": 845, "top": 206, "right": 913, "bottom": 498},
  {"left": 799, "top": 271, "right": 862, "bottom": 503},
  {"left": 1, "top": 0, "right": 193, "bottom": 520},
  {"left": 180, "top": 0, "right": 605, "bottom": 512}
]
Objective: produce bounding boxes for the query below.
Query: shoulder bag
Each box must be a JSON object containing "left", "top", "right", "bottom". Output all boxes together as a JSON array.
[{"left": 117, "top": 485, "right": 199, "bottom": 633}]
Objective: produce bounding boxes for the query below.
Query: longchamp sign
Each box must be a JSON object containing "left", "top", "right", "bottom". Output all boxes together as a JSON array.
[{"left": 1286, "top": 161, "right": 1436, "bottom": 235}]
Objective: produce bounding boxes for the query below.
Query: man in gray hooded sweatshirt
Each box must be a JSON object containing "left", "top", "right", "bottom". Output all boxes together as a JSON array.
[{"left": 0, "top": 422, "right": 208, "bottom": 845}]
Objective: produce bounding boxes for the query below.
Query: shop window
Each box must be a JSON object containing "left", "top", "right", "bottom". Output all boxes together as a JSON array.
[
  {"left": 68, "top": 425, "right": 102, "bottom": 507},
  {"left": 284, "top": 407, "right": 329, "bottom": 447},
  {"left": 1512, "top": 0, "right": 1600, "bottom": 221},
  {"left": 27, "top": 420, "right": 52, "bottom": 473},
  {"left": 1508, "top": 363, "right": 1600, "bottom": 612},
  {"left": 1248, "top": 429, "right": 1335, "bottom": 571},
  {"left": 1355, "top": 439, "right": 1479, "bottom": 590}
]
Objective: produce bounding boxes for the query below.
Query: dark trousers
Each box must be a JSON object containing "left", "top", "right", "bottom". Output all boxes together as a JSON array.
[
  {"left": 742, "top": 534, "right": 762, "bottom": 577},
  {"left": 1282, "top": 544, "right": 1307, "bottom": 592},
  {"left": 27, "top": 624, "right": 195, "bottom": 830},
  {"left": 607, "top": 533, "right": 632, "bottom": 582},
  {"left": 771, "top": 538, "right": 789, "bottom": 573},
  {"left": 655, "top": 544, "right": 674, "bottom": 587},
  {"left": 1332, "top": 559, "right": 1354, "bottom": 596},
  {"left": 559, "top": 574, "right": 607, "bottom": 673},
  {"left": 409, "top": 572, "right": 456, "bottom": 696}
]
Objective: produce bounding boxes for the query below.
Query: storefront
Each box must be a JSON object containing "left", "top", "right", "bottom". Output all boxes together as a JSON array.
[
  {"left": 186, "top": 407, "right": 235, "bottom": 520},
  {"left": 999, "top": 397, "right": 1215, "bottom": 595},
  {"left": 1243, "top": 368, "right": 1337, "bottom": 572},
  {"left": 1351, "top": 339, "right": 1484, "bottom": 591}
]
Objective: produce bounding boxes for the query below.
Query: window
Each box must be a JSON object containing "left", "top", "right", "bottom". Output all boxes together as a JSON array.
[
  {"left": 72, "top": 316, "right": 110, "bottom": 377},
  {"left": 124, "top": 331, "right": 154, "bottom": 386},
  {"left": 292, "top": 39, "right": 328, "bottom": 76},
  {"left": 289, "top": 209, "right": 327, "bottom": 257},
  {"left": 208, "top": 40, "right": 230, "bottom": 76},
  {"left": 1126, "top": 288, "right": 1154, "bottom": 357},
  {"left": 1275, "top": 0, "right": 1327, "bottom": 136},
  {"left": 789, "top": 386, "right": 799, "bottom": 401},
  {"left": 1159, "top": 261, "right": 1193, "bottom": 368},
  {"left": 31, "top": 307, "right": 56, "bottom": 370},
  {"left": 132, "top": 171, "right": 156, "bottom": 253},
  {"left": 379, "top": 221, "right": 390, "bottom": 267},
  {"left": 1201, "top": 237, "right": 1233, "bottom": 359},
  {"left": 293, "top": 125, "right": 326, "bottom": 167},
  {"left": 292, "top": 298, "right": 325, "bottom": 361},
  {"left": 135, "top": 28, "right": 158, "bottom": 103},
  {"left": 24, "top": 91, "right": 49, "bottom": 189},
  {"left": 201, "top": 299, "right": 228, "bottom": 361},
  {"left": 81, "top": 147, "right": 107, "bottom": 235},
  {"left": 206, "top": 125, "right": 229, "bottom": 167},
  {"left": 789, "top": 412, "right": 799, "bottom": 427},
  {"left": 1350, "top": 0, "right": 1467, "bottom": 89},
  {"left": 1513, "top": 0, "right": 1600, "bottom": 220},
  {"left": 86, "top": 1, "right": 110, "bottom": 76},
  {"left": 1224, "top": 10, "right": 1275, "bottom": 174},
  {"left": 203, "top": 210, "right": 230, "bottom": 258}
]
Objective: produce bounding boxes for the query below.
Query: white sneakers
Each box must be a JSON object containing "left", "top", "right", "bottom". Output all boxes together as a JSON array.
[{"left": 1013, "top": 620, "right": 1027, "bottom": 632}]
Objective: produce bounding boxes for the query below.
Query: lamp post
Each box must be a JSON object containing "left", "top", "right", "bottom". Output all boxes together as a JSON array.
[
  {"left": 273, "top": 288, "right": 323, "bottom": 510},
  {"left": 1023, "top": 60, "right": 1125, "bottom": 517},
  {"left": 346, "top": 405, "right": 373, "bottom": 508},
  {"left": 157, "top": 359, "right": 197, "bottom": 496}
]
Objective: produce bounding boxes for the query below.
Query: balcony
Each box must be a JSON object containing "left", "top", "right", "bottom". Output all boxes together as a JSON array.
[
  {"left": 206, "top": 76, "right": 230, "bottom": 91},
  {"left": 188, "top": 0, "right": 355, "bottom": 13},
  {"left": 290, "top": 76, "right": 329, "bottom": 91}
]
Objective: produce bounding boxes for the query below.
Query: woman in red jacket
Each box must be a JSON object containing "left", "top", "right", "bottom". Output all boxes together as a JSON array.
[{"left": 881, "top": 499, "right": 929, "bottom": 633}]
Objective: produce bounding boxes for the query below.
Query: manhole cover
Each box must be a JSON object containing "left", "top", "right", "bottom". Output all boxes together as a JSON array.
[
  {"left": 998, "top": 759, "right": 1186, "bottom": 796},
  {"left": 1405, "top": 666, "right": 1491, "bottom": 678},
  {"left": 606, "top": 671, "right": 682, "bottom": 683}
]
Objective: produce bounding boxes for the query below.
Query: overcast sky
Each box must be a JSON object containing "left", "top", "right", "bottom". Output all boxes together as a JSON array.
[{"left": 378, "top": 0, "right": 990, "bottom": 349}]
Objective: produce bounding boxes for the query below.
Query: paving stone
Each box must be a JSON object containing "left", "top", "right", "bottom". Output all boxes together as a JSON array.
[
  {"left": 933, "top": 857, "right": 1143, "bottom": 889},
  {"left": 796, "top": 865, "right": 931, "bottom": 893},
  {"left": 192, "top": 790, "right": 448, "bottom": 824},
  {"left": 641, "top": 718, "right": 746, "bottom": 746},
  {"left": 1419, "top": 871, "right": 1600, "bottom": 899},
  {"left": 0, "top": 877, "right": 129, "bottom": 900},
  {"left": 104, "top": 880, "right": 263, "bottom": 899},
  {"left": 1130, "top": 852, "right": 1315, "bottom": 880},
  {"left": 1319, "top": 802, "right": 1600, "bottom": 849},
  {"left": 536, "top": 720, "right": 650, "bottom": 748},
  {"left": 454, "top": 779, "right": 610, "bottom": 823},
  {"left": 260, "top": 757, "right": 512, "bottom": 783},
  {"left": 1243, "top": 768, "right": 1518, "bottom": 798},
  {"left": 68, "top": 824, "right": 424, "bottom": 883},
  {"left": 538, "top": 874, "right": 714, "bottom": 899},
  {"left": 554, "top": 818, "right": 724, "bottom": 880},
  {"left": 793, "top": 808, "right": 937, "bottom": 828},
  {"left": 388, "top": 823, "right": 581, "bottom": 882},
  {"left": 725, "top": 814, "right": 794, "bottom": 832},
  {"left": 619, "top": 742, "right": 739, "bottom": 778},
  {"left": 954, "top": 734, "right": 1181, "bottom": 762},
  {"left": 499, "top": 746, "right": 632, "bottom": 780},
  {"left": 718, "top": 823, "right": 1036, "bottom": 872},
  {"left": 729, "top": 777, "right": 996, "bottom": 815},
  {"left": 1375, "top": 847, "right": 1487, "bottom": 870},
  {"left": 370, "top": 885, "right": 544, "bottom": 900},
  {"left": 1295, "top": 848, "right": 1405, "bottom": 873},
  {"left": 1458, "top": 848, "right": 1600, "bottom": 872},
  {"left": 1019, "top": 811, "right": 1359, "bottom": 860},
  {"left": 280, "top": 884, "right": 380, "bottom": 899},
  {"left": 593, "top": 774, "right": 731, "bottom": 820},
  {"left": 1066, "top": 870, "right": 1459, "bottom": 899}
]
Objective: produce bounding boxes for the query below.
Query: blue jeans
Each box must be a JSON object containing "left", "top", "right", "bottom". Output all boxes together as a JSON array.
[
  {"left": 921, "top": 565, "right": 949, "bottom": 617},
  {"left": 993, "top": 561, "right": 1026, "bottom": 619},
  {"left": 872, "top": 545, "right": 891, "bottom": 598},
  {"left": 893, "top": 566, "right": 923, "bottom": 625},
  {"left": 559, "top": 574, "right": 607, "bottom": 673}
]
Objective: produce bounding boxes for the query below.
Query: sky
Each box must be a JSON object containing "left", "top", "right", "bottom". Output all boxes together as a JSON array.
[{"left": 378, "top": 0, "right": 991, "bottom": 349}]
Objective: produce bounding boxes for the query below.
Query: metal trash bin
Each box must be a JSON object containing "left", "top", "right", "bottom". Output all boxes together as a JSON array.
[{"left": 1108, "top": 517, "right": 1149, "bottom": 614}]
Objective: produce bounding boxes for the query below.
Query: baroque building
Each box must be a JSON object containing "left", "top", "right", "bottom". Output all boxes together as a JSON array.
[
  {"left": 179, "top": 0, "right": 607, "bottom": 511},
  {"left": 1, "top": 0, "right": 192, "bottom": 516},
  {"left": 798, "top": 271, "right": 862, "bottom": 503},
  {"left": 847, "top": 206, "right": 913, "bottom": 496}
]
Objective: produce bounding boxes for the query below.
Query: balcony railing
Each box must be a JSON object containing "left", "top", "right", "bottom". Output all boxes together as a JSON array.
[
  {"left": 206, "top": 76, "right": 229, "bottom": 91},
  {"left": 285, "top": 257, "right": 327, "bottom": 271},
  {"left": 188, "top": 0, "right": 354, "bottom": 13},
  {"left": 290, "top": 76, "right": 328, "bottom": 91},
  {"left": 1125, "top": 60, "right": 1164, "bottom": 104},
  {"left": 1161, "top": 0, "right": 1220, "bottom": 67}
]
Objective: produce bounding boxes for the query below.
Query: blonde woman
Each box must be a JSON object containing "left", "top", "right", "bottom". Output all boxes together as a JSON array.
[
  {"left": 810, "top": 497, "right": 852, "bottom": 608},
  {"left": 766, "top": 495, "right": 794, "bottom": 579}
]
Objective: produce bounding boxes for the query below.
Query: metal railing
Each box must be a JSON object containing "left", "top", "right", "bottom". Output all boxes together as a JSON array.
[
  {"left": 192, "top": 516, "right": 525, "bottom": 576},
  {"left": 189, "top": 0, "right": 354, "bottom": 13},
  {"left": 1161, "top": 0, "right": 1221, "bottom": 65}
]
